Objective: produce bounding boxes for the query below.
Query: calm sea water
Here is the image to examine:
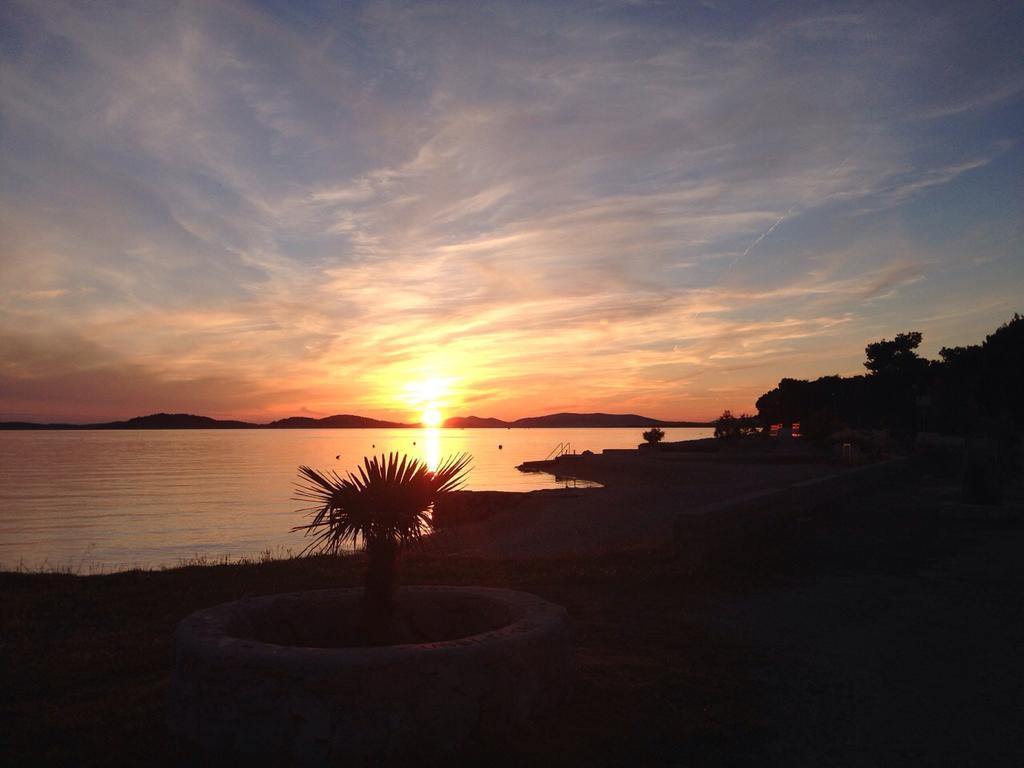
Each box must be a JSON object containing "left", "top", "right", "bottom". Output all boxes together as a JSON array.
[{"left": 0, "top": 427, "right": 711, "bottom": 571}]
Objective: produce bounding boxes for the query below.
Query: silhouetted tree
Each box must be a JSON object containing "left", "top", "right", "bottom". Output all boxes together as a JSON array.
[
  {"left": 642, "top": 427, "right": 665, "bottom": 444},
  {"left": 756, "top": 376, "right": 868, "bottom": 431},
  {"left": 801, "top": 408, "right": 843, "bottom": 443},
  {"left": 715, "top": 410, "right": 759, "bottom": 439},
  {"left": 755, "top": 387, "right": 782, "bottom": 425},
  {"left": 864, "top": 331, "right": 925, "bottom": 376},
  {"left": 978, "top": 314, "right": 1024, "bottom": 428},
  {"left": 932, "top": 343, "right": 983, "bottom": 435},
  {"left": 864, "top": 331, "right": 931, "bottom": 441}
]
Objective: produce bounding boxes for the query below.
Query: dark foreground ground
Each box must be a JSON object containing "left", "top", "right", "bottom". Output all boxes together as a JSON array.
[{"left": 2, "top": 475, "right": 1022, "bottom": 766}]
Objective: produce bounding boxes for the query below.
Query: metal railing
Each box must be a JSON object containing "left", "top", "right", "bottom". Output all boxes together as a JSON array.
[{"left": 544, "top": 441, "right": 573, "bottom": 460}]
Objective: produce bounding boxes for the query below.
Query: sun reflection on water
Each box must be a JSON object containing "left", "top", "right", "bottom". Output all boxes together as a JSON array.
[{"left": 423, "top": 426, "right": 441, "bottom": 473}]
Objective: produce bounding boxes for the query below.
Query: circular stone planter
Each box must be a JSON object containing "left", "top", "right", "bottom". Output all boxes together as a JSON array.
[{"left": 167, "top": 586, "right": 571, "bottom": 764}]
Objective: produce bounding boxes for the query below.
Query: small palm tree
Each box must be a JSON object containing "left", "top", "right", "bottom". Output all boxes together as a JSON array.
[{"left": 293, "top": 452, "right": 472, "bottom": 643}]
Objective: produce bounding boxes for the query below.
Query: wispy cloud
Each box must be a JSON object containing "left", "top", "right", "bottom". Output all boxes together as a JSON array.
[{"left": 1, "top": 0, "right": 1021, "bottom": 421}]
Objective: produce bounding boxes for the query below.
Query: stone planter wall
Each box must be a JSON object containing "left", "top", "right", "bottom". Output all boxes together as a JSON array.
[{"left": 167, "top": 586, "right": 572, "bottom": 764}]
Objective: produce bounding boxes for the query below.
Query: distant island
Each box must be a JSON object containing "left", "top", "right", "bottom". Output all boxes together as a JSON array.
[
  {"left": 443, "top": 413, "right": 709, "bottom": 428},
  {"left": 0, "top": 411, "right": 711, "bottom": 430}
]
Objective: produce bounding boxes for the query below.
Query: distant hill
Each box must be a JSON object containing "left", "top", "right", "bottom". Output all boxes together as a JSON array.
[
  {"left": 267, "top": 414, "right": 411, "bottom": 429},
  {"left": 1, "top": 410, "right": 709, "bottom": 430},
  {"left": 0, "top": 413, "right": 259, "bottom": 430},
  {"left": 104, "top": 413, "right": 260, "bottom": 429},
  {"left": 446, "top": 412, "right": 711, "bottom": 428},
  {"left": 444, "top": 415, "right": 512, "bottom": 428},
  {"left": 509, "top": 412, "right": 709, "bottom": 428}
]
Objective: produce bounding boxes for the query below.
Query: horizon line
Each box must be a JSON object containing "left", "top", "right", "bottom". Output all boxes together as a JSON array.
[{"left": 0, "top": 409, "right": 720, "bottom": 428}]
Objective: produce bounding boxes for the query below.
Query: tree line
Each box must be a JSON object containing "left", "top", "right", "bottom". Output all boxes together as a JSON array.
[{"left": 746, "top": 314, "right": 1023, "bottom": 444}]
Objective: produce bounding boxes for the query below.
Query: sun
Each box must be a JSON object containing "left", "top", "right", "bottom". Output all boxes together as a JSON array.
[
  {"left": 405, "top": 377, "right": 452, "bottom": 427},
  {"left": 421, "top": 406, "right": 443, "bottom": 428}
]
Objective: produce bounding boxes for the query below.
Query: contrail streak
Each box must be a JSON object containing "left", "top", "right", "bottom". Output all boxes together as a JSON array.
[
  {"left": 740, "top": 208, "right": 793, "bottom": 260},
  {"left": 691, "top": 156, "right": 852, "bottom": 321},
  {"left": 733, "top": 156, "right": 851, "bottom": 264}
]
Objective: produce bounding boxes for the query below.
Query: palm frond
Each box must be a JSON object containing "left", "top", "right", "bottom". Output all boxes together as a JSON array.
[{"left": 292, "top": 452, "right": 473, "bottom": 555}]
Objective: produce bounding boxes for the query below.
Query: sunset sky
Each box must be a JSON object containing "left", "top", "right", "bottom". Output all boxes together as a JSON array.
[{"left": 1, "top": 0, "right": 1022, "bottom": 424}]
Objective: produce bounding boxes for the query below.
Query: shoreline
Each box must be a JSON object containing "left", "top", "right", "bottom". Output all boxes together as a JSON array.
[{"left": 1, "top": 444, "right": 860, "bottom": 573}]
